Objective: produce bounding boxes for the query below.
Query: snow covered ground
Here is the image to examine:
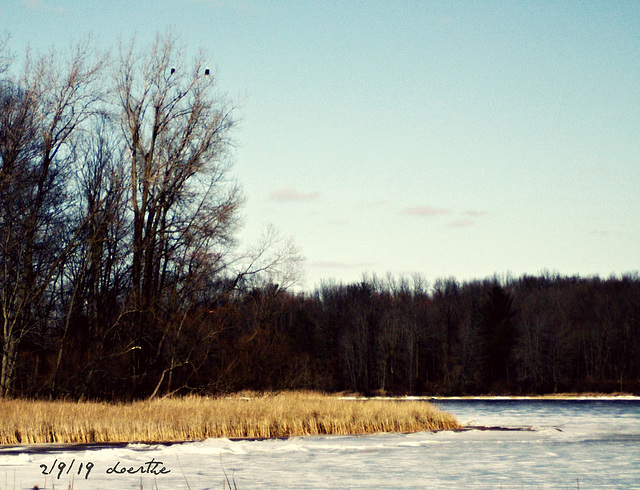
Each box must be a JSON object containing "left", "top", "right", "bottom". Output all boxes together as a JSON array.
[{"left": 2, "top": 398, "right": 639, "bottom": 489}]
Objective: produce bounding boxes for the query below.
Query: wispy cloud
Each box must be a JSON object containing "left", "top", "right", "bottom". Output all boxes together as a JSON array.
[
  {"left": 182, "top": 0, "right": 255, "bottom": 11},
  {"left": 269, "top": 187, "right": 320, "bottom": 202},
  {"left": 464, "top": 210, "right": 486, "bottom": 217},
  {"left": 323, "top": 220, "right": 349, "bottom": 227},
  {"left": 400, "top": 206, "right": 451, "bottom": 217},
  {"left": 355, "top": 199, "right": 388, "bottom": 210},
  {"left": 308, "top": 261, "right": 374, "bottom": 269},
  {"left": 447, "top": 219, "right": 475, "bottom": 228},
  {"left": 369, "top": 199, "right": 388, "bottom": 208},
  {"left": 23, "top": 0, "right": 64, "bottom": 13}
]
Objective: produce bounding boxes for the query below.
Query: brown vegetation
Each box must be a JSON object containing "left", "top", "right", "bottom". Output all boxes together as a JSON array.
[{"left": 0, "top": 392, "right": 460, "bottom": 444}]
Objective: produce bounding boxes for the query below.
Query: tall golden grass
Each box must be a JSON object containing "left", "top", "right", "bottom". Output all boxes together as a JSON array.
[{"left": 0, "top": 391, "right": 460, "bottom": 444}]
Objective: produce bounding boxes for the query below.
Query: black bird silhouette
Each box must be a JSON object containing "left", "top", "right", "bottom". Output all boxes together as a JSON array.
[
  {"left": 205, "top": 68, "right": 210, "bottom": 76},
  {"left": 170, "top": 67, "right": 176, "bottom": 74}
]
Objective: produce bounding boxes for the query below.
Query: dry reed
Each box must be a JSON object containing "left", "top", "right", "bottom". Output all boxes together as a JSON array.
[{"left": 0, "top": 391, "right": 460, "bottom": 444}]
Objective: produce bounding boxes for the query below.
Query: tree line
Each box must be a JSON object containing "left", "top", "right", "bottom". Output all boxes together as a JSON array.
[
  {"left": 2, "top": 35, "right": 639, "bottom": 400},
  {"left": 174, "top": 271, "right": 638, "bottom": 397},
  {"left": 296, "top": 272, "right": 640, "bottom": 395},
  {"left": 8, "top": 243, "right": 640, "bottom": 399},
  {"left": 0, "top": 34, "right": 299, "bottom": 400}
]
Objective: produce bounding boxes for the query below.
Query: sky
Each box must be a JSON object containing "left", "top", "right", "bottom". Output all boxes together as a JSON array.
[{"left": 2, "top": 0, "right": 639, "bottom": 290}]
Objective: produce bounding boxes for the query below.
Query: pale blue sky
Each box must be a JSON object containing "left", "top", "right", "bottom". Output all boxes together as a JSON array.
[{"left": 3, "top": 0, "right": 639, "bottom": 289}]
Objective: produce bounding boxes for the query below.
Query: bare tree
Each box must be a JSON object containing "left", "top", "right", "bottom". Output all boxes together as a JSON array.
[
  {"left": 228, "top": 225, "right": 304, "bottom": 294},
  {"left": 0, "top": 34, "right": 11, "bottom": 76},
  {"left": 116, "top": 33, "right": 241, "bottom": 314},
  {"left": 0, "top": 41, "right": 104, "bottom": 397},
  {"left": 113, "top": 33, "right": 250, "bottom": 396},
  {"left": 49, "top": 113, "right": 130, "bottom": 396},
  {"left": 0, "top": 32, "right": 306, "bottom": 399}
]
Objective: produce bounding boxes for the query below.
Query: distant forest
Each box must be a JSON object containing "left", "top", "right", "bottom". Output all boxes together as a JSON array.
[
  {"left": 8, "top": 271, "right": 640, "bottom": 400},
  {"left": 2, "top": 35, "right": 639, "bottom": 400}
]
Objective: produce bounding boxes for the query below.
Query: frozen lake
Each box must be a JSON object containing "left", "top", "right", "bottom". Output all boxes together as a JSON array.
[{"left": 1, "top": 397, "right": 639, "bottom": 489}]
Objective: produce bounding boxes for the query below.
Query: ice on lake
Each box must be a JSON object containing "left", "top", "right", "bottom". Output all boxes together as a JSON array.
[{"left": 1, "top": 398, "right": 639, "bottom": 489}]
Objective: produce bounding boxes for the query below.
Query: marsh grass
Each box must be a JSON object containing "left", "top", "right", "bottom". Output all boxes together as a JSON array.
[{"left": 0, "top": 391, "right": 460, "bottom": 444}]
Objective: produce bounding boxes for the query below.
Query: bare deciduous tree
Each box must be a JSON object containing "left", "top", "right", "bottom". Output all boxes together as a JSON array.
[
  {"left": 112, "top": 33, "right": 245, "bottom": 395},
  {"left": 0, "top": 33, "right": 305, "bottom": 399},
  {"left": 116, "top": 34, "right": 240, "bottom": 313},
  {"left": 0, "top": 41, "right": 104, "bottom": 397}
]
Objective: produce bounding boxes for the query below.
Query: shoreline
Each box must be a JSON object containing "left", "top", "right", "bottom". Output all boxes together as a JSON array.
[
  {"left": 341, "top": 394, "right": 640, "bottom": 401},
  {"left": 429, "top": 395, "right": 640, "bottom": 400},
  {"left": 0, "top": 426, "right": 542, "bottom": 455}
]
